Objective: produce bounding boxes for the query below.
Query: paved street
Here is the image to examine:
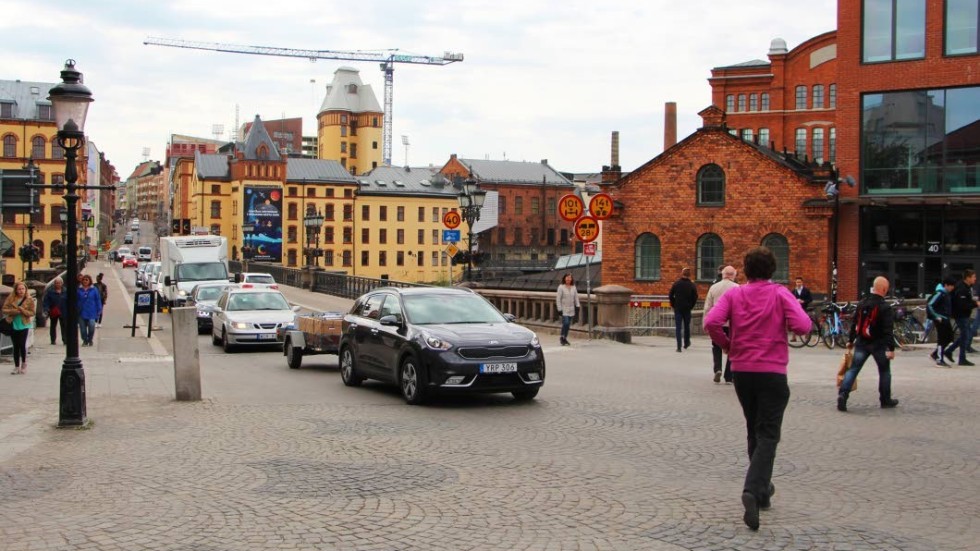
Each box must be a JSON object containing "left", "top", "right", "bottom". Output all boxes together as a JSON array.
[{"left": 1, "top": 262, "right": 977, "bottom": 550}]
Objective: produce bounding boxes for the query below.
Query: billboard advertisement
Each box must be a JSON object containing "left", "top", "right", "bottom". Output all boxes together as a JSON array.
[{"left": 243, "top": 185, "right": 283, "bottom": 263}]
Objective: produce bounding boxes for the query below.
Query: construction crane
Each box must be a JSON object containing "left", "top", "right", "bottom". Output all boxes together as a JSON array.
[{"left": 144, "top": 37, "right": 464, "bottom": 166}]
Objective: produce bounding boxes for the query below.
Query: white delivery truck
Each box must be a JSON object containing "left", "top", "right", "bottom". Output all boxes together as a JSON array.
[{"left": 159, "top": 235, "right": 229, "bottom": 307}]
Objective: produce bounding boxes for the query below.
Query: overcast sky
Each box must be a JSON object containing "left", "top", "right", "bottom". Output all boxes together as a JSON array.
[{"left": 2, "top": 0, "right": 836, "bottom": 179}]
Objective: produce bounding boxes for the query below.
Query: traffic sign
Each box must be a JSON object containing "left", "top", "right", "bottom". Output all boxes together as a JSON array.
[
  {"left": 443, "top": 229, "right": 460, "bottom": 243},
  {"left": 0, "top": 230, "right": 13, "bottom": 256},
  {"left": 574, "top": 215, "right": 600, "bottom": 243},
  {"left": 588, "top": 193, "right": 614, "bottom": 220},
  {"left": 445, "top": 243, "right": 459, "bottom": 257},
  {"left": 583, "top": 242, "right": 597, "bottom": 256},
  {"left": 443, "top": 210, "right": 461, "bottom": 229},
  {"left": 558, "top": 194, "right": 585, "bottom": 222}
]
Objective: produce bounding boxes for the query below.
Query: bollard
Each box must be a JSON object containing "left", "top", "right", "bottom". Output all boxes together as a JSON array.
[
  {"left": 170, "top": 307, "right": 201, "bottom": 401},
  {"left": 595, "top": 285, "right": 634, "bottom": 344}
]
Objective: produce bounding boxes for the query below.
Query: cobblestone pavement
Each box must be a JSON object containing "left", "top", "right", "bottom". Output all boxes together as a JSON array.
[{"left": 1, "top": 264, "right": 977, "bottom": 550}]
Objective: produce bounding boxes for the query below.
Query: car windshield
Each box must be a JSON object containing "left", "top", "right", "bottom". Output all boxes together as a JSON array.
[
  {"left": 176, "top": 262, "right": 228, "bottom": 282},
  {"left": 196, "top": 287, "right": 224, "bottom": 301},
  {"left": 226, "top": 292, "right": 290, "bottom": 311},
  {"left": 403, "top": 294, "right": 506, "bottom": 325},
  {"left": 246, "top": 274, "right": 275, "bottom": 284}
]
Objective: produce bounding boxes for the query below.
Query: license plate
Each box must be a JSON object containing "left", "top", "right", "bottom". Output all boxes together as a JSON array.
[
  {"left": 258, "top": 333, "right": 276, "bottom": 340},
  {"left": 480, "top": 363, "right": 518, "bottom": 373}
]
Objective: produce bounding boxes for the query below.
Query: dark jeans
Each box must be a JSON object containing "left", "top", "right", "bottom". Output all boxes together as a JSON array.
[
  {"left": 945, "top": 318, "right": 972, "bottom": 363},
  {"left": 840, "top": 342, "right": 892, "bottom": 401},
  {"left": 935, "top": 318, "right": 953, "bottom": 352},
  {"left": 712, "top": 326, "right": 732, "bottom": 381},
  {"left": 674, "top": 309, "right": 692, "bottom": 350},
  {"left": 560, "top": 315, "right": 573, "bottom": 339},
  {"left": 733, "top": 372, "right": 789, "bottom": 501},
  {"left": 49, "top": 315, "right": 65, "bottom": 344},
  {"left": 10, "top": 328, "right": 29, "bottom": 367}
]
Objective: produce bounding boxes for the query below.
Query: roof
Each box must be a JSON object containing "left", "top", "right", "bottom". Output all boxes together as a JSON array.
[
  {"left": 713, "top": 59, "right": 770, "bottom": 70},
  {"left": 242, "top": 115, "right": 282, "bottom": 161},
  {"left": 358, "top": 166, "right": 457, "bottom": 197},
  {"left": 456, "top": 158, "right": 573, "bottom": 185},
  {"left": 471, "top": 190, "right": 498, "bottom": 234},
  {"left": 195, "top": 152, "right": 232, "bottom": 179},
  {"left": 285, "top": 158, "right": 358, "bottom": 183},
  {"left": 318, "top": 67, "right": 383, "bottom": 115},
  {"left": 0, "top": 79, "right": 56, "bottom": 120}
]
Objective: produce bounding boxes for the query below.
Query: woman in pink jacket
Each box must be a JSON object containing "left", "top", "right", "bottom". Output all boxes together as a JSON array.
[{"left": 703, "top": 246, "right": 811, "bottom": 531}]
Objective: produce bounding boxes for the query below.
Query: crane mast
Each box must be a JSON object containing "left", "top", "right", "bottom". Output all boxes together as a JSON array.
[{"left": 144, "top": 37, "right": 464, "bottom": 166}]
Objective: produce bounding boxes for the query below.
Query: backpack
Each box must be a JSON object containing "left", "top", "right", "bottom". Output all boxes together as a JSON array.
[{"left": 854, "top": 300, "right": 880, "bottom": 340}]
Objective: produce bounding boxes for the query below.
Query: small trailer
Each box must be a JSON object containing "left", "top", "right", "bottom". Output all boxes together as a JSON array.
[{"left": 280, "top": 312, "right": 344, "bottom": 369}]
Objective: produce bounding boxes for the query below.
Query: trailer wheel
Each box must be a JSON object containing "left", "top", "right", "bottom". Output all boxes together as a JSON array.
[{"left": 286, "top": 339, "right": 303, "bottom": 370}]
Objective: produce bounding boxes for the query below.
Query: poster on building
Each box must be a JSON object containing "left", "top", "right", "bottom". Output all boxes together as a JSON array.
[{"left": 243, "top": 185, "right": 283, "bottom": 263}]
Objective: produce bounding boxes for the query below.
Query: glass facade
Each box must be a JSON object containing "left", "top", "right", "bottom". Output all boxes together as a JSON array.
[
  {"left": 946, "top": 0, "right": 979, "bottom": 55},
  {"left": 862, "top": 86, "right": 980, "bottom": 194},
  {"left": 863, "top": 0, "right": 926, "bottom": 62}
]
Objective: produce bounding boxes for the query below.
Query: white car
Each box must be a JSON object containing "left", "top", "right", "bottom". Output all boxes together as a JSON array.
[
  {"left": 211, "top": 288, "right": 299, "bottom": 352},
  {"left": 238, "top": 272, "right": 278, "bottom": 289}
]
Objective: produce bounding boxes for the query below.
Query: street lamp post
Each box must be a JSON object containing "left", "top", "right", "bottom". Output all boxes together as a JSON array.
[
  {"left": 59, "top": 211, "right": 67, "bottom": 262},
  {"left": 27, "top": 60, "right": 113, "bottom": 427},
  {"left": 241, "top": 223, "right": 255, "bottom": 271},
  {"left": 24, "top": 159, "right": 38, "bottom": 279},
  {"left": 824, "top": 172, "right": 855, "bottom": 304},
  {"left": 303, "top": 208, "right": 324, "bottom": 268},
  {"left": 456, "top": 177, "right": 487, "bottom": 282}
]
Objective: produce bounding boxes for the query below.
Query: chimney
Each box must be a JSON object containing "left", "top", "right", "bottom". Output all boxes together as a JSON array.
[
  {"left": 610, "top": 131, "right": 620, "bottom": 167},
  {"left": 664, "top": 102, "right": 677, "bottom": 150}
]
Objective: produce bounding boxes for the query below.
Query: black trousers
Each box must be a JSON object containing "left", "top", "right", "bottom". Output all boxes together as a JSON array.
[
  {"left": 712, "top": 326, "right": 732, "bottom": 381},
  {"left": 49, "top": 315, "right": 65, "bottom": 344},
  {"left": 733, "top": 372, "right": 790, "bottom": 501},
  {"left": 935, "top": 318, "right": 953, "bottom": 351},
  {"left": 10, "top": 328, "right": 29, "bottom": 367}
]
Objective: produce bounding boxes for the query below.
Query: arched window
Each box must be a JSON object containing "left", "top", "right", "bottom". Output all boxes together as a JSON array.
[
  {"left": 2, "top": 135, "right": 16, "bottom": 158},
  {"left": 762, "top": 233, "right": 790, "bottom": 282},
  {"left": 51, "top": 137, "right": 64, "bottom": 160},
  {"left": 32, "top": 136, "right": 46, "bottom": 159},
  {"left": 697, "top": 164, "right": 725, "bottom": 205},
  {"left": 696, "top": 233, "right": 724, "bottom": 281},
  {"left": 634, "top": 233, "right": 661, "bottom": 280},
  {"left": 51, "top": 240, "right": 63, "bottom": 258}
]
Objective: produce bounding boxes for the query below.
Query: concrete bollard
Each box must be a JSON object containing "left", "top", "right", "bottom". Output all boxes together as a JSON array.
[
  {"left": 595, "top": 284, "right": 633, "bottom": 344},
  {"left": 170, "top": 307, "right": 202, "bottom": 401}
]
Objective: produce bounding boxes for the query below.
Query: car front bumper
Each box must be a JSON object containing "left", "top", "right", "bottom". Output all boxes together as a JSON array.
[
  {"left": 420, "top": 347, "right": 546, "bottom": 394},
  {"left": 226, "top": 328, "right": 282, "bottom": 346}
]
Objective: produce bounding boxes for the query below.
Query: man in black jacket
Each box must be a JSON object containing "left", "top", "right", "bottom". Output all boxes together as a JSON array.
[
  {"left": 945, "top": 269, "right": 977, "bottom": 366},
  {"left": 838, "top": 276, "right": 899, "bottom": 412},
  {"left": 669, "top": 267, "right": 699, "bottom": 353},
  {"left": 791, "top": 277, "right": 813, "bottom": 311}
]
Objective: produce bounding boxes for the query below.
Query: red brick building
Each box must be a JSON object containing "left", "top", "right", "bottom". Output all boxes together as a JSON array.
[
  {"left": 601, "top": 106, "right": 833, "bottom": 296},
  {"left": 834, "top": 0, "right": 980, "bottom": 299},
  {"left": 710, "top": 33, "right": 838, "bottom": 165}
]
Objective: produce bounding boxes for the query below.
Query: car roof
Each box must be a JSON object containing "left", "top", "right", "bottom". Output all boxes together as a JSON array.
[
  {"left": 225, "top": 287, "right": 283, "bottom": 294},
  {"left": 367, "top": 286, "right": 474, "bottom": 297}
]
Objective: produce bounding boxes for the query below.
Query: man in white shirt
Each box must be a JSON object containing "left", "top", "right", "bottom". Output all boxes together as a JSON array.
[{"left": 704, "top": 265, "right": 739, "bottom": 383}]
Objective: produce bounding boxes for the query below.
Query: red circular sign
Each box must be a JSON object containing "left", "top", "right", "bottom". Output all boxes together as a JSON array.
[
  {"left": 574, "top": 215, "right": 600, "bottom": 243},
  {"left": 558, "top": 194, "right": 585, "bottom": 222},
  {"left": 443, "top": 210, "right": 461, "bottom": 229},
  {"left": 588, "top": 193, "right": 614, "bottom": 220}
]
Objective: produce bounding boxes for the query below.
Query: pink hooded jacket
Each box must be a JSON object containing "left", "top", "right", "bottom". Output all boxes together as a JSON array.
[{"left": 703, "top": 280, "right": 812, "bottom": 374}]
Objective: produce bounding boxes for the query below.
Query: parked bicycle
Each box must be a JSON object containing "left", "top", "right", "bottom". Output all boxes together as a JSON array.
[
  {"left": 789, "top": 309, "right": 821, "bottom": 348},
  {"left": 818, "top": 302, "right": 855, "bottom": 349}
]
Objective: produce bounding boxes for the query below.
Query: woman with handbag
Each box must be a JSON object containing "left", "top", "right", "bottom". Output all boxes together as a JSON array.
[
  {"left": 3, "top": 281, "right": 36, "bottom": 375},
  {"left": 42, "top": 277, "right": 67, "bottom": 345}
]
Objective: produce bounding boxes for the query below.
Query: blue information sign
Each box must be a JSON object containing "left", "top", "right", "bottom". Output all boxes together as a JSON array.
[{"left": 442, "top": 229, "right": 461, "bottom": 243}]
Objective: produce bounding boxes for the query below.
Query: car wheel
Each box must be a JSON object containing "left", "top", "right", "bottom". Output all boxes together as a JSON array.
[
  {"left": 286, "top": 339, "right": 303, "bottom": 370},
  {"left": 512, "top": 388, "right": 539, "bottom": 401},
  {"left": 399, "top": 354, "right": 428, "bottom": 405},
  {"left": 222, "top": 329, "right": 234, "bottom": 353},
  {"left": 339, "top": 346, "right": 363, "bottom": 387}
]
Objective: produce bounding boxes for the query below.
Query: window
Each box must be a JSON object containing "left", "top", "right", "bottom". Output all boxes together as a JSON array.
[
  {"left": 863, "top": 0, "right": 926, "bottom": 62},
  {"left": 696, "top": 234, "right": 724, "bottom": 281},
  {"left": 37, "top": 105, "right": 52, "bottom": 120},
  {"left": 795, "top": 128, "right": 807, "bottom": 157},
  {"left": 432, "top": 229, "right": 439, "bottom": 244},
  {"left": 3, "top": 135, "right": 16, "bottom": 157},
  {"left": 759, "top": 128, "right": 770, "bottom": 148},
  {"left": 498, "top": 227, "right": 506, "bottom": 244},
  {"left": 829, "top": 127, "right": 837, "bottom": 164},
  {"left": 397, "top": 229, "right": 404, "bottom": 244},
  {"left": 0, "top": 102, "right": 11, "bottom": 118},
  {"left": 287, "top": 250, "right": 297, "bottom": 267},
  {"left": 432, "top": 251, "right": 439, "bottom": 267},
  {"left": 760, "top": 93, "right": 770, "bottom": 111},
  {"left": 634, "top": 233, "right": 661, "bottom": 280},
  {"left": 287, "top": 226, "right": 298, "bottom": 243},
  {"left": 740, "top": 128, "right": 754, "bottom": 142},
  {"left": 343, "top": 227, "right": 352, "bottom": 244},
  {"left": 498, "top": 196, "right": 507, "bottom": 214},
  {"left": 361, "top": 204, "right": 369, "bottom": 220},
  {"left": 340, "top": 142, "right": 347, "bottom": 153},
  {"left": 761, "top": 234, "right": 790, "bottom": 282},
  {"left": 323, "top": 226, "right": 334, "bottom": 244},
  {"left": 379, "top": 205, "right": 387, "bottom": 221},
  {"left": 829, "top": 84, "right": 837, "bottom": 108},
  {"left": 547, "top": 228, "right": 555, "bottom": 245},
  {"left": 51, "top": 143, "right": 64, "bottom": 160},
  {"left": 379, "top": 229, "right": 387, "bottom": 244},
  {"left": 813, "top": 85, "right": 825, "bottom": 109},
  {"left": 372, "top": 141, "right": 378, "bottom": 149},
  {"left": 324, "top": 249, "right": 334, "bottom": 266},
  {"left": 547, "top": 197, "right": 556, "bottom": 214},
  {"left": 417, "top": 229, "right": 424, "bottom": 244},
  {"left": 344, "top": 189, "right": 353, "bottom": 198},
  {"left": 378, "top": 250, "right": 387, "bottom": 266},
  {"left": 210, "top": 224, "right": 221, "bottom": 236},
  {"left": 812, "top": 128, "right": 825, "bottom": 164},
  {"left": 726, "top": 95, "right": 735, "bottom": 112},
  {"left": 343, "top": 204, "right": 353, "bottom": 221},
  {"left": 342, "top": 250, "right": 351, "bottom": 267},
  {"left": 432, "top": 207, "right": 439, "bottom": 222},
  {"left": 531, "top": 197, "right": 540, "bottom": 214},
  {"left": 396, "top": 251, "right": 404, "bottom": 266},
  {"left": 361, "top": 251, "right": 370, "bottom": 266},
  {"left": 361, "top": 228, "right": 370, "bottom": 244},
  {"left": 696, "top": 164, "right": 725, "bottom": 205},
  {"left": 325, "top": 204, "right": 335, "bottom": 220},
  {"left": 341, "top": 126, "right": 347, "bottom": 137},
  {"left": 397, "top": 206, "right": 405, "bottom": 221},
  {"left": 31, "top": 136, "right": 45, "bottom": 159},
  {"left": 515, "top": 196, "right": 523, "bottom": 215},
  {"left": 325, "top": 188, "right": 334, "bottom": 198},
  {"left": 350, "top": 143, "right": 357, "bottom": 159},
  {"left": 210, "top": 201, "right": 221, "bottom": 218},
  {"left": 946, "top": 0, "right": 979, "bottom": 55},
  {"left": 749, "top": 94, "right": 758, "bottom": 111},
  {"left": 737, "top": 94, "right": 746, "bottom": 111},
  {"left": 795, "top": 85, "right": 807, "bottom": 109},
  {"left": 418, "top": 206, "right": 425, "bottom": 222}
]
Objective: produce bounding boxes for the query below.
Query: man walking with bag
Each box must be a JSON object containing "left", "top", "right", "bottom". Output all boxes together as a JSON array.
[{"left": 838, "top": 276, "right": 899, "bottom": 412}]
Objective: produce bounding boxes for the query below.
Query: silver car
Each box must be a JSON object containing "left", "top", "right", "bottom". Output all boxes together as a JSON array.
[{"left": 211, "top": 289, "right": 299, "bottom": 352}]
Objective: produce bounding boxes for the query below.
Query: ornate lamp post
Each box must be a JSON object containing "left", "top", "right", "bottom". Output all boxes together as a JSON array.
[
  {"left": 824, "top": 172, "right": 855, "bottom": 304},
  {"left": 303, "top": 208, "right": 325, "bottom": 268},
  {"left": 456, "top": 177, "right": 486, "bottom": 282},
  {"left": 27, "top": 60, "right": 112, "bottom": 427}
]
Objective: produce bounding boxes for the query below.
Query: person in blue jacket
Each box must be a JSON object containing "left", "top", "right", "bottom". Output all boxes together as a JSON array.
[
  {"left": 927, "top": 277, "right": 956, "bottom": 367},
  {"left": 77, "top": 274, "right": 103, "bottom": 346}
]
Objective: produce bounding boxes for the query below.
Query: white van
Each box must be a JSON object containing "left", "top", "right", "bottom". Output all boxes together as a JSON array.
[
  {"left": 137, "top": 246, "right": 153, "bottom": 261},
  {"left": 159, "top": 235, "right": 229, "bottom": 307}
]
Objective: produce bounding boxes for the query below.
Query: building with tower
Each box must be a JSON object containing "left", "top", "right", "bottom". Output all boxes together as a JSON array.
[{"left": 316, "top": 67, "right": 384, "bottom": 175}]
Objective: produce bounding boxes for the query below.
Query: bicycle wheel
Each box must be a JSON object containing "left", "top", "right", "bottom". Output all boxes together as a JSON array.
[
  {"left": 905, "top": 317, "right": 926, "bottom": 344},
  {"left": 789, "top": 326, "right": 806, "bottom": 348},
  {"left": 805, "top": 319, "right": 821, "bottom": 347},
  {"left": 820, "top": 319, "right": 835, "bottom": 349},
  {"left": 834, "top": 328, "right": 849, "bottom": 349}
]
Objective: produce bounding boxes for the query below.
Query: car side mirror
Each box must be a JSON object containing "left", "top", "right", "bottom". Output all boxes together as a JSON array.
[
  {"left": 379, "top": 314, "right": 401, "bottom": 326},
  {"left": 291, "top": 305, "right": 301, "bottom": 312},
  {"left": 503, "top": 313, "right": 517, "bottom": 323},
  {"left": 164, "top": 276, "right": 172, "bottom": 286}
]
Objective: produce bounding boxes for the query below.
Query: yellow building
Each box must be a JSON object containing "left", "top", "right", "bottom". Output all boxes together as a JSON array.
[
  {"left": 316, "top": 67, "right": 383, "bottom": 176},
  {"left": 355, "top": 166, "right": 466, "bottom": 284},
  {"left": 1, "top": 78, "right": 87, "bottom": 282}
]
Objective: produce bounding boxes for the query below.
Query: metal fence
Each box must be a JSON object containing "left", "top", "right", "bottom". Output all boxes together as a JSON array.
[{"left": 627, "top": 295, "right": 707, "bottom": 336}]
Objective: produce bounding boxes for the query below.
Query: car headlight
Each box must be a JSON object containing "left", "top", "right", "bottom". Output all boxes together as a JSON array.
[
  {"left": 530, "top": 334, "right": 540, "bottom": 347},
  {"left": 197, "top": 309, "right": 211, "bottom": 317},
  {"left": 231, "top": 321, "right": 251, "bottom": 329},
  {"left": 421, "top": 332, "right": 452, "bottom": 350}
]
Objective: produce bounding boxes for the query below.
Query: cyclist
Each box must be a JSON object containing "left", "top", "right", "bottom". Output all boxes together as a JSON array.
[{"left": 927, "top": 277, "right": 956, "bottom": 367}]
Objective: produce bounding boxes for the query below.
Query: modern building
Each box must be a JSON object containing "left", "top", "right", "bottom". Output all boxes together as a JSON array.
[
  {"left": 316, "top": 67, "right": 384, "bottom": 175},
  {"left": 835, "top": 0, "right": 980, "bottom": 298},
  {"left": 127, "top": 160, "right": 166, "bottom": 223}
]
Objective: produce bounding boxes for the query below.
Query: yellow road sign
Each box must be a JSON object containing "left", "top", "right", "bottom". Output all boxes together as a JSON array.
[{"left": 446, "top": 243, "right": 459, "bottom": 257}]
